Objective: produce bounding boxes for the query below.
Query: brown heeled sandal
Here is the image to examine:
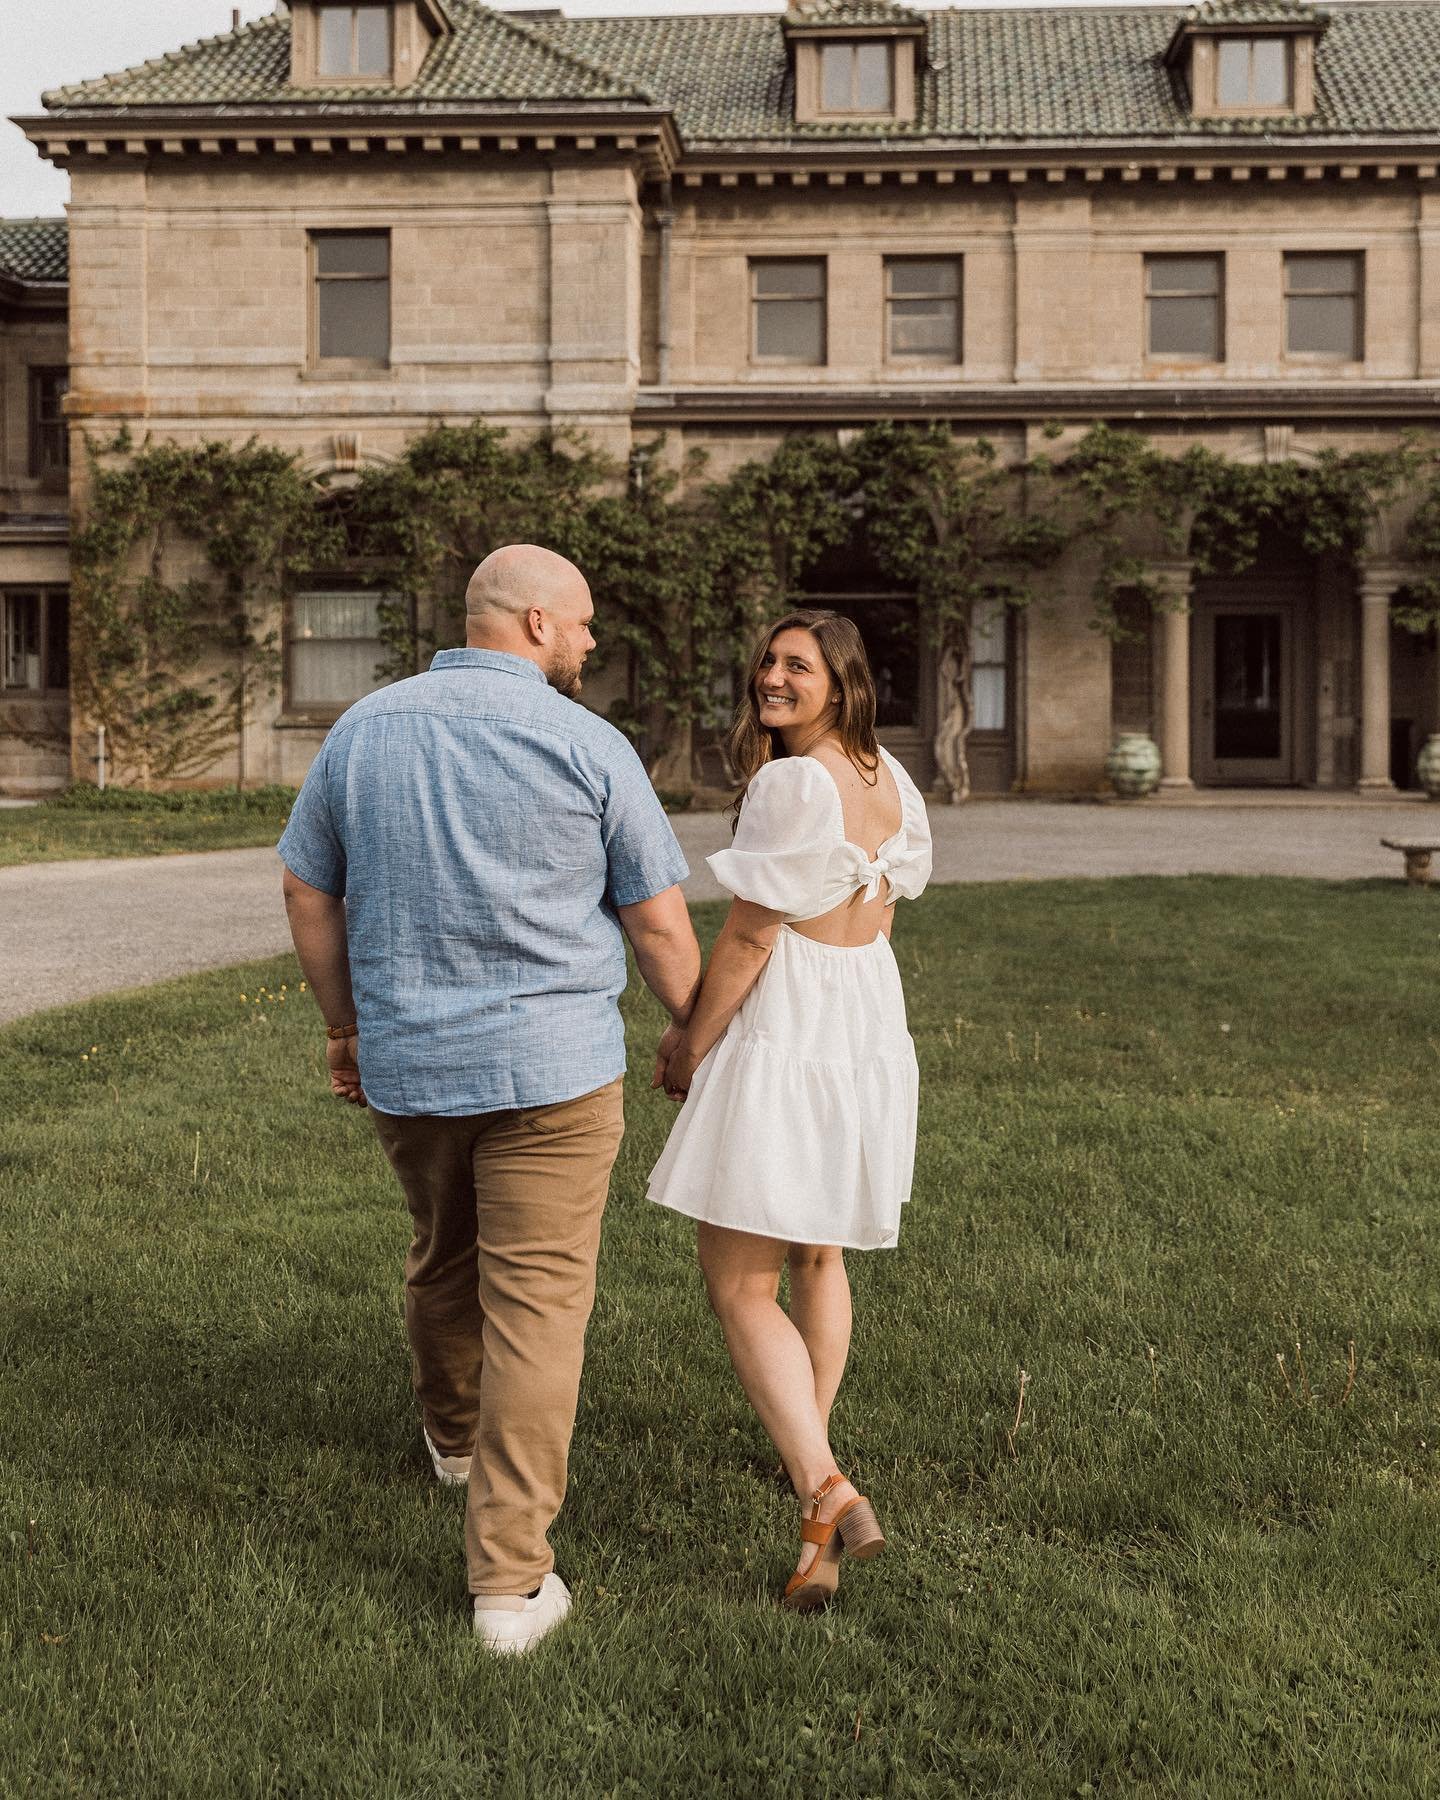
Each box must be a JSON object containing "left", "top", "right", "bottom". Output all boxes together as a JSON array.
[{"left": 781, "top": 1472, "right": 887, "bottom": 1613}]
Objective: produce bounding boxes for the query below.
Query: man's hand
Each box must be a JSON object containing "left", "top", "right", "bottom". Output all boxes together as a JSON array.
[
  {"left": 652, "top": 1021, "right": 686, "bottom": 1092},
  {"left": 661, "top": 1036, "right": 699, "bottom": 1103},
  {"left": 326, "top": 1034, "right": 367, "bottom": 1106}
]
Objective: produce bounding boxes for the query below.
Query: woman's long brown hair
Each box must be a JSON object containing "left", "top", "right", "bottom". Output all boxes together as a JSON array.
[{"left": 726, "top": 609, "right": 880, "bottom": 826}]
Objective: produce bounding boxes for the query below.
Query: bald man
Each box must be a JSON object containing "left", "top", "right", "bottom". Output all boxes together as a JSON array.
[{"left": 279, "top": 544, "right": 699, "bottom": 1653}]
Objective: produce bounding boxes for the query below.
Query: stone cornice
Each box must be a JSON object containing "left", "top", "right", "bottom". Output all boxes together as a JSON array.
[
  {"left": 637, "top": 383, "right": 1440, "bottom": 426},
  {"left": 15, "top": 106, "right": 683, "bottom": 179},
  {"left": 671, "top": 141, "right": 1440, "bottom": 187}
]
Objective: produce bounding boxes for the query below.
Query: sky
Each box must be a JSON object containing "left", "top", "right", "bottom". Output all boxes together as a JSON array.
[{"left": 0, "top": 0, "right": 1115, "bottom": 219}]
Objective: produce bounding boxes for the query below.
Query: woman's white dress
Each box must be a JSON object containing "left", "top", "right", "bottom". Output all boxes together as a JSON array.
[{"left": 647, "top": 748, "right": 932, "bottom": 1251}]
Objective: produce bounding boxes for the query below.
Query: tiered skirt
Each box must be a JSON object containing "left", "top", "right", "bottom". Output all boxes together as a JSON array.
[{"left": 647, "top": 925, "right": 918, "bottom": 1251}]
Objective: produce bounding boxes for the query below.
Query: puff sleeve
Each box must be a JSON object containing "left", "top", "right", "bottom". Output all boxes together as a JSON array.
[
  {"left": 705, "top": 757, "right": 841, "bottom": 919},
  {"left": 883, "top": 760, "right": 933, "bottom": 902}
]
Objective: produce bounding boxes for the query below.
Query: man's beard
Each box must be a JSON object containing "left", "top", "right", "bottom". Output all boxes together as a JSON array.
[{"left": 545, "top": 648, "right": 583, "bottom": 699}]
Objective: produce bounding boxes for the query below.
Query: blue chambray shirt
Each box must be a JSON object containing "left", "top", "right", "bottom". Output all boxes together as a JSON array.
[{"left": 277, "top": 648, "right": 689, "bottom": 1117}]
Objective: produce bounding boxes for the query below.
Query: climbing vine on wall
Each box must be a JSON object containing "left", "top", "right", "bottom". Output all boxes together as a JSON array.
[
  {"left": 71, "top": 433, "right": 341, "bottom": 789},
  {"left": 71, "top": 417, "right": 1440, "bottom": 796}
]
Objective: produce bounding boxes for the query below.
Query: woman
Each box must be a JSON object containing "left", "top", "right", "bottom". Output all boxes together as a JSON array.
[{"left": 649, "top": 609, "right": 931, "bottom": 1611}]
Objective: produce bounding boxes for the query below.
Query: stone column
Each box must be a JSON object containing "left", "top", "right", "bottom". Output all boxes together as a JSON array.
[
  {"left": 1357, "top": 566, "right": 1399, "bottom": 793},
  {"left": 1152, "top": 562, "right": 1195, "bottom": 791}
]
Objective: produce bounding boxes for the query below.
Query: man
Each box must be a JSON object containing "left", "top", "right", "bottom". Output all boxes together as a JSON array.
[{"left": 278, "top": 544, "right": 699, "bottom": 1654}]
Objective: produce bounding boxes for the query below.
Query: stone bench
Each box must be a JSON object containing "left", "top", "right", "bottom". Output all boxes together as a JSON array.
[{"left": 1380, "top": 838, "right": 1440, "bottom": 885}]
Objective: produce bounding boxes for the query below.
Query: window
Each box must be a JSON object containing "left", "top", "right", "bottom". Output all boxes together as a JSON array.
[
  {"left": 1146, "top": 255, "right": 1224, "bottom": 361},
  {"left": 312, "top": 232, "right": 390, "bottom": 364},
  {"left": 3, "top": 589, "right": 68, "bottom": 693},
  {"left": 318, "top": 4, "right": 392, "bottom": 78},
  {"left": 819, "top": 41, "right": 893, "bottom": 114},
  {"left": 1216, "top": 37, "right": 1290, "bottom": 108},
  {"left": 1284, "top": 252, "right": 1362, "bottom": 359},
  {"left": 751, "top": 260, "right": 826, "bottom": 364},
  {"left": 29, "top": 368, "right": 69, "bottom": 483},
  {"left": 886, "top": 259, "right": 961, "bottom": 362},
  {"left": 971, "top": 598, "right": 1008, "bottom": 733},
  {"left": 288, "top": 591, "right": 393, "bottom": 713}
]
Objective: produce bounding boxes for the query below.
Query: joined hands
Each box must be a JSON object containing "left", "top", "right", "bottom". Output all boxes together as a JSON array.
[{"left": 652, "top": 1020, "right": 697, "bottom": 1103}]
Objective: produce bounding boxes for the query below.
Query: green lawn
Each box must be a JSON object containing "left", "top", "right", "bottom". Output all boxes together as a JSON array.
[
  {"left": 0, "top": 788, "right": 295, "bottom": 867},
  {"left": 3, "top": 879, "right": 1437, "bottom": 1797}
]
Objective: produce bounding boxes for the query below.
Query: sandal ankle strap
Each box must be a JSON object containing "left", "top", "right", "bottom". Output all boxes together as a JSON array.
[{"left": 807, "top": 1471, "right": 847, "bottom": 1517}]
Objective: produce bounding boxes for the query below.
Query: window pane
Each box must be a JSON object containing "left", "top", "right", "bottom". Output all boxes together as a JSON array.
[
  {"left": 293, "top": 591, "right": 383, "bottom": 640},
  {"left": 355, "top": 6, "right": 391, "bottom": 75},
  {"left": 889, "top": 298, "right": 957, "bottom": 357},
  {"left": 755, "top": 298, "right": 824, "bottom": 361},
  {"left": 753, "top": 260, "right": 822, "bottom": 300},
  {"left": 317, "top": 279, "right": 390, "bottom": 360},
  {"left": 1251, "top": 38, "right": 1288, "bottom": 105},
  {"left": 315, "top": 233, "right": 389, "bottom": 277},
  {"left": 46, "top": 592, "right": 69, "bottom": 691},
  {"left": 291, "top": 641, "right": 388, "bottom": 708},
  {"left": 1147, "top": 256, "right": 1218, "bottom": 296},
  {"left": 4, "top": 593, "right": 42, "bottom": 691},
  {"left": 855, "top": 42, "right": 892, "bottom": 110},
  {"left": 319, "top": 7, "right": 353, "bottom": 76},
  {"left": 889, "top": 260, "right": 958, "bottom": 298},
  {"left": 821, "top": 44, "right": 851, "bottom": 111},
  {"left": 972, "top": 597, "right": 1007, "bottom": 662},
  {"left": 290, "top": 593, "right": 390, "bottom": 708},
  {"left": 972, "top": 666, "right": 1006, "bottom": 733},
  {"left": 1288, "top": 294, "right": 1357, "bottom": 356},
  {"left": 1149, "top": 294, "right": 1219, "bottom": 358},
  {"left": 1286, "top": 254, "right": 1358, "bottom": 295},
  {"left": 1217, "top": 40, "right": 1251, "bottom": 105}
]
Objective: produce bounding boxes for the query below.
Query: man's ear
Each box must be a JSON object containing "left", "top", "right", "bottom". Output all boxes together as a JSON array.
[{"left": 525, "top": 605, "right": 548, "bottom": 644}]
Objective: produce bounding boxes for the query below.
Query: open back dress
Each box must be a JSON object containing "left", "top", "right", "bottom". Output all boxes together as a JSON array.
[{"left": 647, "top": 747, "right": 932, "bottom": 1250}]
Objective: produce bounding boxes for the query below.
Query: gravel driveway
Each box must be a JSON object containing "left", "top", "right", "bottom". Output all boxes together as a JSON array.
[{"left": 0, "top": 797, "right": 1431, "bottom": 1028}]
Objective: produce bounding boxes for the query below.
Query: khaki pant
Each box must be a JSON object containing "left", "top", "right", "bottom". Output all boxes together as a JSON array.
[{"left": 370, "top": 1077, "right": 625, "bottom": 1595}]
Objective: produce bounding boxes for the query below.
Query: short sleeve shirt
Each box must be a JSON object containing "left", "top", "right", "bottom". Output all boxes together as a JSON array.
[{"left": 277, "top": 649, "right": 688, "bottom": 1116}]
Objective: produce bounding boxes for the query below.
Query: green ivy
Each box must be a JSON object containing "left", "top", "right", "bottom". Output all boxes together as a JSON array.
[
  {"left": 71, "top": 432, "right": 340, "bottom": 789},
  {"left": 71, "top": 418, "right": 1440, "bottom": 795}
]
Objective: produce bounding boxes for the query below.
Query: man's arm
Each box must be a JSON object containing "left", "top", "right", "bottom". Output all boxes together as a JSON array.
[
  {"left": 281, "top": 866, "right": 365, "bottom": 1105},
  {"left": 616, "top": 884, "right": 702, "bottom": 1084}
]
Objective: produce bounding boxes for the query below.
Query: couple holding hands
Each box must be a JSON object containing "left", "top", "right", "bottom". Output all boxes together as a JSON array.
[{"left": 279, "top": 543, "right": 931, "bottom": 1653}]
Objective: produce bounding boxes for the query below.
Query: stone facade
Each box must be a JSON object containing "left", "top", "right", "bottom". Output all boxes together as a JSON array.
[{"left": 6, "top": 0, "right": 1440, "bottom": 795}]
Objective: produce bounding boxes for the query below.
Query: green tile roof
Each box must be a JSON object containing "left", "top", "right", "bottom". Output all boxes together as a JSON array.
[
  {"left": 37, "top": 1, "right": 1440, "bottom": 143},
  {"left": 784, "top": 1, "right": 925, "bottom": 24},
  {"left": 0, "top": 218, "right": 68, "bottom": 285},
  {"left": 1184, "top": 0, "right": 1327, "bottom": 25}
]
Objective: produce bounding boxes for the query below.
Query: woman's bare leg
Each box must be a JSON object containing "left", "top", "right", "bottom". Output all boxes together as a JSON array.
[
  {"left": 698, "top": 1222, "right": 857, "bottom": 1574},
  {"left": 786, "top": 1244, "right": 851, "bottom": 1435}
]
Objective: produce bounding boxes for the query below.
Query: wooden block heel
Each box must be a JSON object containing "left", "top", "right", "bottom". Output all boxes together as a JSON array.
[{"left": 836, "top": 1497, "right": 886, "bottom": 1561}]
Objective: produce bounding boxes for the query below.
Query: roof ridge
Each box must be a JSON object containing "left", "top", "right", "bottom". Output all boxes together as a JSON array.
[
  {"left": 464, "top": 1, "right": 654, "bottom": 102},
  {"left": 42, "top": 9, "right": 284, "bottom": 109},
  {"left": 0, "top": 216, "right": 68, "bottom": 228}
]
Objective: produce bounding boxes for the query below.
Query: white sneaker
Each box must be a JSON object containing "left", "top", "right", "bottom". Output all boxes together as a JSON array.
[
  {"left": 423, "top": 1426, "right": 471, "bottom": 1487},
  {"left": 473, "top": 1574, "right": 572, "bottom": 1654}
]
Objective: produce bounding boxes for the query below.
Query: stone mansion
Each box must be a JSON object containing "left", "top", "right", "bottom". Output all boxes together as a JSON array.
[{"left": 2, "top": 0, "right": 1439, "bottom": 796}]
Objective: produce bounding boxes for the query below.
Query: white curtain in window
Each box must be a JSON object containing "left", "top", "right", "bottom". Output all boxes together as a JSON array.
[
  {"left": 971, "top": 598, "right": 1007, "bottom": 732},
  {"left": 290, "top": 592, "right": 389, "bottom": 707}
]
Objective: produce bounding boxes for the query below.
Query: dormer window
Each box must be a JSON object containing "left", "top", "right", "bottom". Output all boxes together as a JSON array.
[
  {"left": 1216, "top": 37, "right": 1289, "bottom": 108},
  {"left": 784, "top": 2, "right": 924, "bottom": 127},
  {"left": 820, "top": 41, "right": 893, "bottom": 115},
  {"left": 319, "top": 6, "right": 393, "bottom": 80},
  {"left": 290, "top": 0, "right": 452, "bottom": 90},
  {"left": 1165, "top": 2, "right": 1324, "bottom": 121}
]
